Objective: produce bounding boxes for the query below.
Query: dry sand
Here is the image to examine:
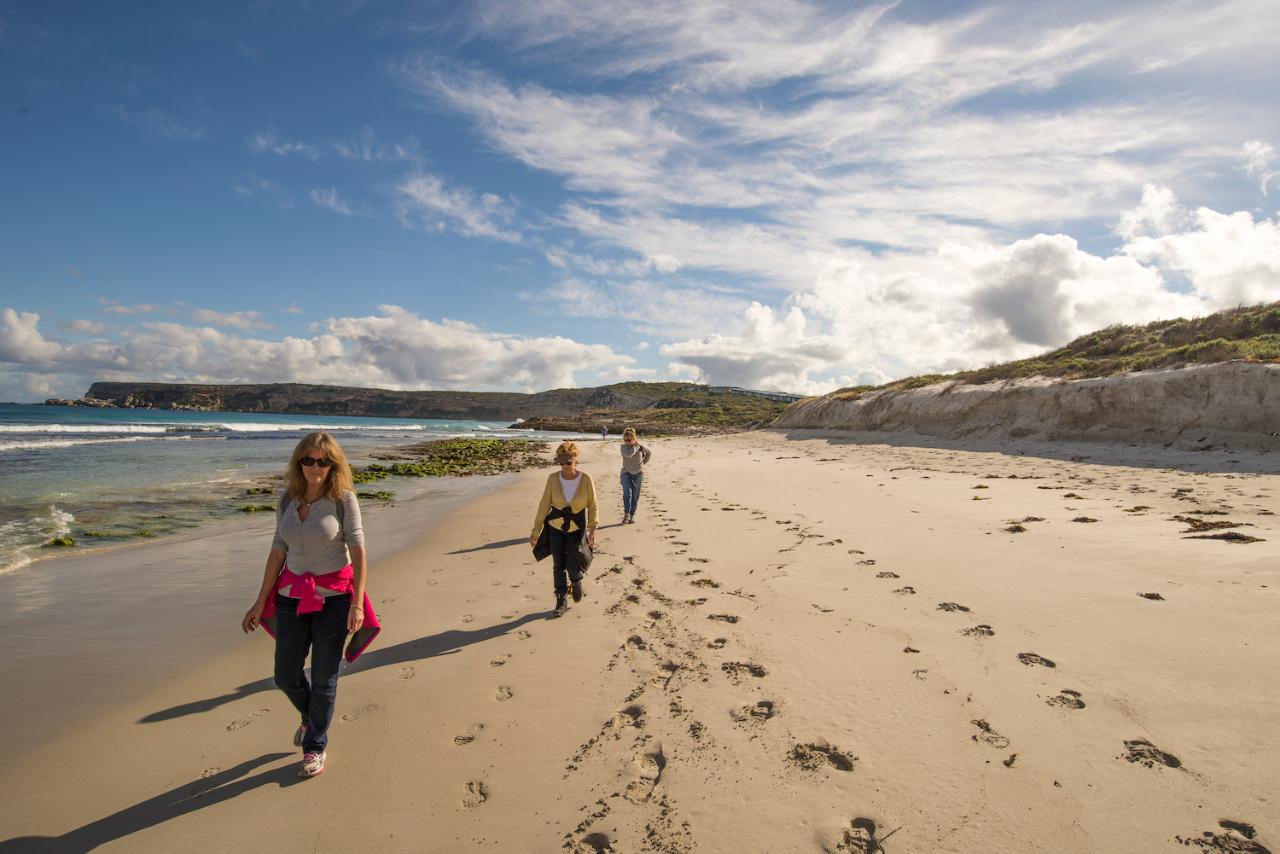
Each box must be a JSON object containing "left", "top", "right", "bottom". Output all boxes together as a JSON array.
[{"left": 1, "top": 432, "right": 1276, "bottom": 853}]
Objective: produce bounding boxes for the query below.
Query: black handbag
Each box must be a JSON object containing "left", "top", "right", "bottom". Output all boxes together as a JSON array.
[
  {"left": 576, "top": 538, "right": 594, "bottom": 573},
  {"left": 532, "top": 526, "right": 552, "bottom": 561}
]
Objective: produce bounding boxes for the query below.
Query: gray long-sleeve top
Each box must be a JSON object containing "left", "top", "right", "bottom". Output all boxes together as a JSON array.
[
  {"left": 620, "top": 442, "right": 651, "bottom": 475},
  {"left": 271, "top": 491, "right": 365, "bottom": 589}
]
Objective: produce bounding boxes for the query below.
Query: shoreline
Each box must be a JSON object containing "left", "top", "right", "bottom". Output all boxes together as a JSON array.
[
  {"left": 2, "top": 432, "right": 1275, "bottom": 853},
  {"left": 0, "top": 470, "right": 520, "bottom": 762}
]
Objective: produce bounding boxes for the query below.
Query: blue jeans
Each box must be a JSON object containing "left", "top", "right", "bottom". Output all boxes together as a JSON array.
[
  {"left": 273, "top": 592, "right": 349, "bottom": 753},
  {"left": 621, "top": 471, "right": 644, "bottom": 516}
]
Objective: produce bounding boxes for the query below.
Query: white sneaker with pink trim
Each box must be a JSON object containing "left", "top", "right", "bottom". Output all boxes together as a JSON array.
[{"left": 298, "top": 751, "right": 326, "bottom": 778}]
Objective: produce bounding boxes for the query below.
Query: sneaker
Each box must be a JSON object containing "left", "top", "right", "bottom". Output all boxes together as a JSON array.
[
  {"left": 298, "top": 751, "right": 326, "bottom": 778},
  {"left": 571, "top": 577, "right": 584, "bottom": 602},
  {"left": 554, "top": 594, "right": 568, "bottom": 616},
  {"left": 293, "top": 723, "right": 306, "bottom": 748},
  {"left": 622, "top": 513, "right": 631, "bottom": 524},
  {"left": 626, "top": 515, "right": 636, "bottom": 524}
]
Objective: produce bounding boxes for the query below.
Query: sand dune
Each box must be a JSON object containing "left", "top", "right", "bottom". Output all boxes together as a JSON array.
[
  {"left": 776, "top": 361, "right": 1280, "bottom": 452},
  {"left": 0, "top": 433, "right": 1276, "bottom": 853}
]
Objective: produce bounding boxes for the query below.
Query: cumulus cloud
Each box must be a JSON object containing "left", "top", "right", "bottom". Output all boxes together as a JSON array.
[
  {"left": 61, "top": 319, "right": 108, "bottom": 335},
  {"left": 0, "top": 305, "right": 636, "bottom": 399}
]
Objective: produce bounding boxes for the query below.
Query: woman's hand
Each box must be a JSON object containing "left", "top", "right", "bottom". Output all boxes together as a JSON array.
[
  {"left": 587, "top": 530, "right": 597, "bottom": 549},
  {"left": 348, "top": 603, "right": 365, "bottom": 633},
  {"left": 242, "top": 601, "right": 265, "bottom": 633},
  {"left": 529, "top": 533, "right": 539, "bottom": 548}
]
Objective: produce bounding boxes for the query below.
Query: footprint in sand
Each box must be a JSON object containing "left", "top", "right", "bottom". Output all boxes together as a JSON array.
[
  {"left": 688, "top": 557, "right": 709, "bottom": 563},
  {"left": 971, "top": 719, "right": 1010, "bottom": 749},
  {"left": 623, "top": 744, "right": 666, "bottom": 803},
  {"left": 494, "top": 686, "right": 513, "bottom": 702},
  {"left": 1122, "top": 739, "right": 1181, "bottom": 769},
  {"left": 893, "top": 586, "right": 916, "bottom": 595},
  {"left": 937, "top": 602, "right": 970, "bottom": 613},
  {"left": 399, "top": 665, "right": 416, "bottom": 679},
  {"left": 1137, "top": 592, "right": 1165, "bottom": 601},
  {"left": 686, "top": 597, "right": 708, "bottom": 606},
  {"left": 691, "top": 578, "right": 721, "bottom": 588},
  {"left": 454, "top": 723, "right": 485, "bottom": 745},
  {"left": 707, "top": 638, "right": 728, "bottom": 649},
  {"left": 1017, "top": 652, "right": 1056, "bottom": 668},
  {"left": 834, "top": 818, "right": 882, "bottom": 853},
  {"left": 461, "top": 780, "right": 488, "bottom": 808},
  {"left": 790, "top": 740, "right": 855, "bottom": 772},
  {"left": 1046, "top": 690, "right": 1086, "bottom": 710},
  {"left": 708, "top": 613, "right": 739, "bottom": 624},
  {"left": 490, "top": 655, "right": 511, "bottom": 667},
  {"left": 342, "top": 703, "right": 379, "bottom": 722},
  {"left": 252, "top": 708, "right": 270, "bottom": 717},
  {"left": 731, "top": 699, "right": 779, "bottom": 724},
  {"left": 578, "top": 832, "right": 617, "bottom": 853},
  {"left": 1175, "top": 820, "right": 1270, "bottom": 854},
  {"left": 721, "top": 661, "right": 767, "bottom": 683},
  {"left": 961, "top": 624, "right": 995, "bottom": 637},
  {"left": 226, "top": 718, "right": 250, "bottom": 731},
  {"left": 516, "top": 630, "right": 532, "bottom": 640},
  {"left": 199, "top": 767, "right": 221, "bottom": 779},
  {"left": 461, "top": 614, "right": 475, "bottom": 623},
  {"left": 875, "top": 571, "right": 899, "bottom": 579}
]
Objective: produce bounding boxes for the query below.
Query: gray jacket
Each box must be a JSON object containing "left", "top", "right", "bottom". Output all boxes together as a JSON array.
[{"left": 620, "top": 442, "right": 651, "bottom": 475}]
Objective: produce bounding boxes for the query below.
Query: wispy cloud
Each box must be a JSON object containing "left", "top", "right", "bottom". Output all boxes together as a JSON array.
[
  {"left": 247, "top": 129, "right": 321, "bottom": 159},
  {"left": 396, "top": 173, "right": 522, "bottom": 242},
  {"left": 308, "top": 187, "right": 355, "bottom": 216},
  {"left": 99, "top": 299, "right": 159, "bottom": 316},
  {"left": 98, "top": 103, "right": 210, "bottom": 141},
  {"left": 333, "top": 126, "right": 422, "bottom": 164},
  {"left": 190, "top": 309, "right": 273, "bottom": 330}
]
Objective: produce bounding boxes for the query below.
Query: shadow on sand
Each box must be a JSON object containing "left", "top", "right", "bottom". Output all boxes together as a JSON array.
[
  {"left": 139, "top": 611, "right": 549, "bottom": 725},
  {"left": 0, "top": 752, "right": 296, "bottom": 853}
]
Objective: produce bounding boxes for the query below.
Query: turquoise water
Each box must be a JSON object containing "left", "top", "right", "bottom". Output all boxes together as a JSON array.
[{"left": 0, "top": 404, "right": 574, "bottom": 572}]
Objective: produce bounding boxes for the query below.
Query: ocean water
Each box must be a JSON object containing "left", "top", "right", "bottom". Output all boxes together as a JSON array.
[{"left": 0, "top": 403, "right": 576, "bottom": 573}]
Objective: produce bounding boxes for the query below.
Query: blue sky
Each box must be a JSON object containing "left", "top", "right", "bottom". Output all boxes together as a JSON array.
[{"left": 2, "top": 0, "right": 1279, "bottom": 401}]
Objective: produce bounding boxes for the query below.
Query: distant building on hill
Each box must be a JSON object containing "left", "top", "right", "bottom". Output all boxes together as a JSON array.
[{"left": 705, "top": 385, "right": 805, "bottom": 403}]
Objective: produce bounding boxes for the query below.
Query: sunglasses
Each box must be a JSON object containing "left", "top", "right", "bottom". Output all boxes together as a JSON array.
[
  {"left": 557, "top": 459, "right": 576, "bottom": 465},
  {"left": 300, "top": 456, "right": 333, "bottom": 468}
]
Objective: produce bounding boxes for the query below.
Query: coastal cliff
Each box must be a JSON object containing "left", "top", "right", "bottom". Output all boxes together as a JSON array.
[
  {"left": 68, "top": 381, "right": 789, "bottom": 429},
  {"left": 775, "top": 361, "right": 1280, "bottom": 451}
]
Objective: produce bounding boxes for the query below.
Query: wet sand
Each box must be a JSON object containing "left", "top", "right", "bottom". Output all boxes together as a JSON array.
[{"left": 0, "top": 432, "right": 1276, "bottom": 853}]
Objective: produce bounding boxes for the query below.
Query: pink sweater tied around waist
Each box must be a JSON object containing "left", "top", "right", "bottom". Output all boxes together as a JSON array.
[{"left": 260, "top": 564, "right": 381, "bottom": 663}]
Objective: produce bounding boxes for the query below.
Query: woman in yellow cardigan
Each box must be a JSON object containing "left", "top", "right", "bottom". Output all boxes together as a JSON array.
[{"left": 529, "top": 440, "right": 598, "bottom": 616}]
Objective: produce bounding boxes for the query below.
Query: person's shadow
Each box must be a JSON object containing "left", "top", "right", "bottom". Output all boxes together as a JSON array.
[
  {"left": 138, "top": 611, "right": 548, "bottom": 725},
  {"left": 0, "top": 753, "right": 295, "bottom": 852}
]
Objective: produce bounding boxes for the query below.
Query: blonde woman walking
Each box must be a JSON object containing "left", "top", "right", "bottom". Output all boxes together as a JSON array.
[
  {"left": 241, "top": 431, "right": 379, "bottom": 779},
  {"left": 530, "top": 441, "right": 598, "bottom": 616}
]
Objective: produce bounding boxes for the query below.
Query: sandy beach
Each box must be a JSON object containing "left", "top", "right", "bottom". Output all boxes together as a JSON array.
[{"left": 1, "top": 431, "right": 1276, "bottom": 853}]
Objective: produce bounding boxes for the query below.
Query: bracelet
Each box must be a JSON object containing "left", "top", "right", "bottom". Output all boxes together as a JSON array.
[{"left": 351, "top": 606, "right": 364, "bottom": 613}]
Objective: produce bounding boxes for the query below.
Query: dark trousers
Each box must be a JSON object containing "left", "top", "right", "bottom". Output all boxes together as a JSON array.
[
  {"left": 273, "top": 592, "right": 349, "bottom": 753},
  {"left": 621, "top": 471, "right": 643, "bottom": 516},
  {"left": 549, "top": 526, "right": 584, "bottom": 596}
]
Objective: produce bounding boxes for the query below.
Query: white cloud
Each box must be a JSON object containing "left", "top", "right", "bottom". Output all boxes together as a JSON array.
[
  {"left": 247, "top": 129, "right": 321, "bottom": 159},
  {"left": 190, "top": 309, "right": 273, "bottom": 331},
  {"left": 308, "top": 187, "right": 354, "bottom": 216},
  {"left": 333, "top": 127, "right": 422, "bottom": 164},
  {"left": 524, "top": 277, "right": 751, "bottom": 339},
  {"left": 98, "top": 103, "right": 210, "bottom": 141},
  {"left": 0, "top": 305, "right": 636, "bottom": 397},
  {"left": 61, "top": 319, "right": 108, "bottom": 335},
  {"left": 99, "top": 299, "right": 159, "bottom": 316},
  {"left": 1241, "top": 140, "right": 1278, "bottom": 195},
  {"left": 396, "top": 173, "right": 522, "bottom": 242}
]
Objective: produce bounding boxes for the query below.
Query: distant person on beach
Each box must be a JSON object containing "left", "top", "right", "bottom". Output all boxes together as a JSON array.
[
  {"left": 241, "top": 431, "right": 379, "bottom": 779},
  {"left": 530, "top": 440, "right": 598, "bottom": 617},
  {"left": 601, "top": 425, "right": 609, "bottom": 440},
  {"left": 619, "top": 427, "right": 651, "bottom": 524}
]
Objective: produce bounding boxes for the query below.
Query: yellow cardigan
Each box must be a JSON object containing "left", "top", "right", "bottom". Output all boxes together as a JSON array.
[{"left": 531, "top": 471, "right": 598, "bottom": 537}]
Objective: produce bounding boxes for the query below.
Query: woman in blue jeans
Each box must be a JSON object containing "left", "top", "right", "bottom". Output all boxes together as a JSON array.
[
  {"left": 241, "top": 431, "right": 374, "bottom": 779},
  {"left": 619, "top": 427, "right": 651, "bottom": 524}
]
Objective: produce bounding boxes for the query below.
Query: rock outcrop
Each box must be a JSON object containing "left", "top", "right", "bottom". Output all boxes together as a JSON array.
[{"left": 775, "top": 361, "right": 1280, "bottom": 451}]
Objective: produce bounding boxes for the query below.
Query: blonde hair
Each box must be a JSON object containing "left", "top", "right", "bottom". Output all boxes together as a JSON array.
[
  {"left": 285, "top": 431, "right": 354, "bottom": 502},
  {"left": 553, "top": 440, "right": 579, "bottom": 463},
  {"left": 622, "top": 427, "right": 637, "bottom": 441}
]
